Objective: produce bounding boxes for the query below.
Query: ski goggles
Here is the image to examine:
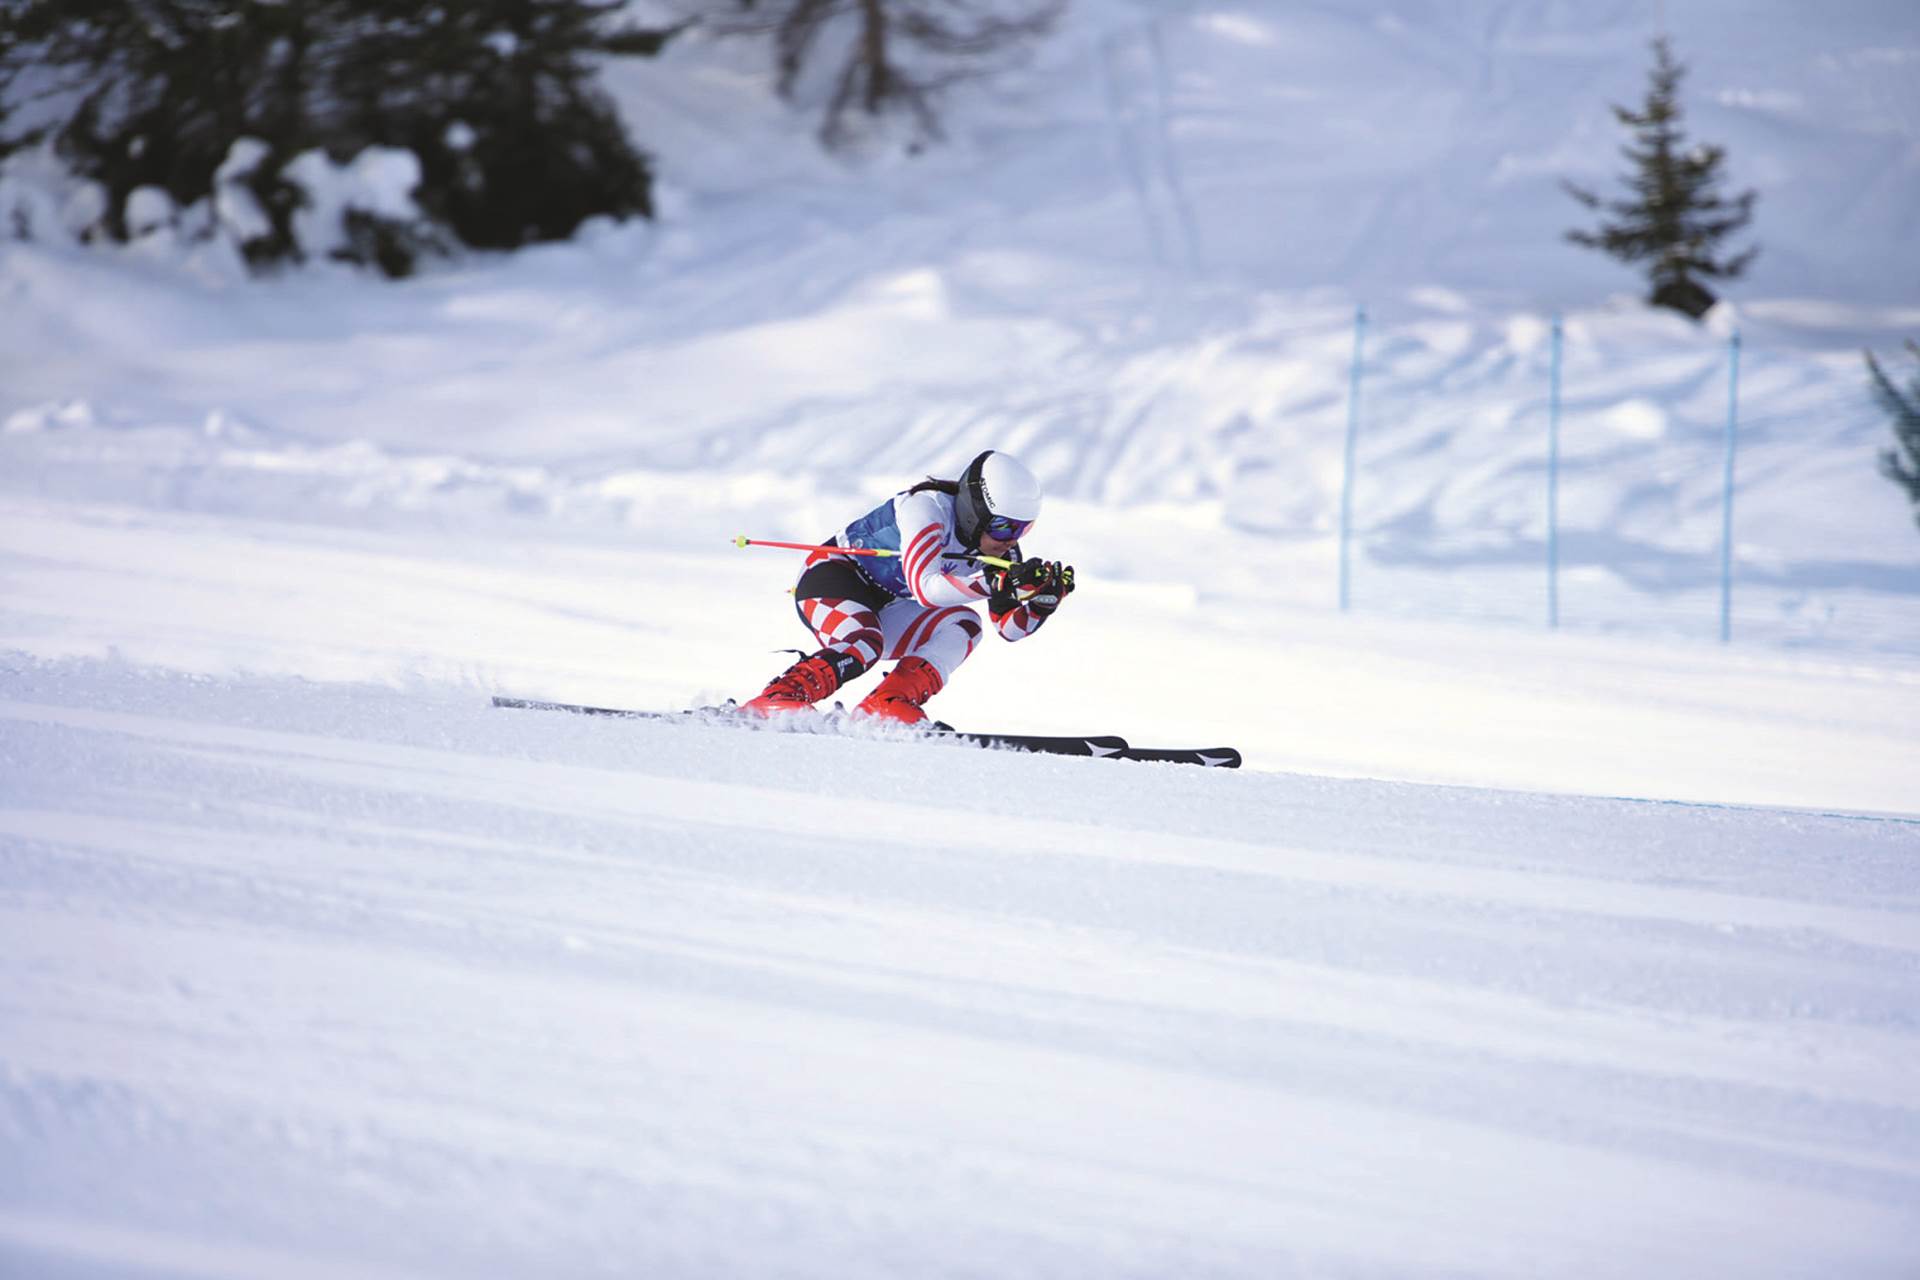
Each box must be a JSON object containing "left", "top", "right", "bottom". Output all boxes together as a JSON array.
[{"left": 983, "top": 513, "right": 1035, "bottom": 541}]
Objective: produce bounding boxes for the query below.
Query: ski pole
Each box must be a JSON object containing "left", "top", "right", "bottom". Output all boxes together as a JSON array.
[{"left": 733, "top": 535, "right": 1014, "bottom": 569}]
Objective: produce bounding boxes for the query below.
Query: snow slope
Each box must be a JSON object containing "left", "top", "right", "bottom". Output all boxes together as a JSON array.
[
  {"left": 2, "top": 485, "right": 1918, "bottom": 1276},
  {"left": 4, "top": 658, "right": 1919, "bottom": 1279},
  {"left": 4, "top": 0, "right": 1920, "bottom": 1275}
]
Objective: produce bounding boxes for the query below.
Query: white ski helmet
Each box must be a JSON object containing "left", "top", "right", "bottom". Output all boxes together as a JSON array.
[{"left": 956, "top": 449, "right": 1042, "bottom": 546}]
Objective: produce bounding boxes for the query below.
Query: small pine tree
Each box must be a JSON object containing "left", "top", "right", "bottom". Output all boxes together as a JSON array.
[
  {"left": 1867, "top": 341, "right": 1920, "bottom": 530},
  {"left": 1564, "top": 36, "right": 1758, "bottom": 320}
]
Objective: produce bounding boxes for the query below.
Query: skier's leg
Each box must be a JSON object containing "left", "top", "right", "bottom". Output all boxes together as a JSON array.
[
  {"left": 857, "top": 603, "right": 983, "bottom": 722},
  {"left": 741, "top": 558, "right": 891, "bottom": 714},
  {"left": 884, "top": 603, "right": 984, "bottom": 682}
]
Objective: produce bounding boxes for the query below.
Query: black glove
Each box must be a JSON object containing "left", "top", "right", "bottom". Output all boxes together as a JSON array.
[
  {"left": 989, "top": 558, "right": 1073, "bottom": 618},
  {"left": 1029, "top": 561, "right": 1074, "bottom": 617},
  {"left": 986, "top": 558, "right": 1034, "bottom": 616}
]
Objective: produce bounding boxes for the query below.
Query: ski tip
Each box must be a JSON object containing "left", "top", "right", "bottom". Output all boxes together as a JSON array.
[{"left": 1118, "top": 746, "right": 1243, "bottom": 769}]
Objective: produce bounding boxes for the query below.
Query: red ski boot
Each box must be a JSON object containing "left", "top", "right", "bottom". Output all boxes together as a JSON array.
[
  {"left": 855, "top": 657, "right": 944, "bottom": 725},
  {"left": 741, "top": 652, "right": 842, "bottom": 717}
]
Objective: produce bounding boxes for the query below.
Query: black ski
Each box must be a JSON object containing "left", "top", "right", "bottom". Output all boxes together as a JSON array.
[
  {"left": 490, "top": 695, "right": 1234, "bottom": 766},
  {"left": 932, "top": 732, "right": 1239, "bottom": 766},
  {"left": 931, "top": 729, "right": 1130, "bottom": 758},
  {"left": 1116, "top": 746, "right": 1242, "bottom": 769}
]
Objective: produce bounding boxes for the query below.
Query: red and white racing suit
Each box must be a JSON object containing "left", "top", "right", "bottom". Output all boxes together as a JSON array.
[{"left": 791, "top": 486, "right": 1050, "bottom": 683}]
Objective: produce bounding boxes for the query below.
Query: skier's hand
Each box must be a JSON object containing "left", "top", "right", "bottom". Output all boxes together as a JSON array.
[
  {"left": 988, "top": 557, "right": 1043, "bottom": 615},
  {"left": 990, "top": 558, "right": 1072, "bottom": 618},
  {"left": 1028, "top": 561, "right": 1073, "bottom": 618}
]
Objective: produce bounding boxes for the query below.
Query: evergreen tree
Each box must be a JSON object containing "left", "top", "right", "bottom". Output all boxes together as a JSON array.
[
  {"left": 0, "top": 0, "right": 675, "bottom": 274},
  {"left": 1564, "top": 36, "right": 1758, "bottom": 320},
  {"left": 1867, "top": 341, "right": 1920, "bottom": 530},
  {"left": 325, "top": 1, "right": 677, "bottom": 253},
  {"left": 0, "top": 0, "right": 324, "bottom": 250},
  {"left": 0, "top": 13, "right": 26, "bottom": 159},
  {"left": 710, "top": 0, "right": 1062, "bottom": 150}
]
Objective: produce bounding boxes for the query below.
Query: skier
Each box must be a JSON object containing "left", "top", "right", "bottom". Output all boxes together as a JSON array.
[{"left": 741, "top": 449, "right": 1074, "bottom": 723}]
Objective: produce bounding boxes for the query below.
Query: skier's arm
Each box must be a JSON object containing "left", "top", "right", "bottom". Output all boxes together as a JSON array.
[
  {"left": 988, "top": 559, "right": 1073, "bottom": 642},
  {"left": 898, "top": 492, "right": 987, "bottom": 608},
  {"left": 994, "top": 604, "right": 1046, "bottom": 641}
]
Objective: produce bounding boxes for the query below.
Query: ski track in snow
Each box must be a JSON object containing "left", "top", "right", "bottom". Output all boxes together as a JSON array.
[{"left": 2, "top": 663, "right": 1919, "bottom": 1278}]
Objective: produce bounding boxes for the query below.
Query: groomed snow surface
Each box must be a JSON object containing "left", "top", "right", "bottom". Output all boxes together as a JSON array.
[
  {"left": 3, "top": 509, "right": 1918, "bottom": 1280},
  {"left": 5, "top": 0, "right": 1920, "bottom": 1275},
  {"left": 4, "top": 653, "right": 1919, "bottom": 1279}
]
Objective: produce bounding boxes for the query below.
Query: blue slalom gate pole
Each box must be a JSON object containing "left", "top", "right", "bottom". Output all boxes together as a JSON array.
[
  {"left": 1547, "top": 315, "right": 1563, "bottom": 629},
  {"left": 1338, "top": 306, "right": 1366, "bottom": 612},
  {"left": 1719, "top": 329, "right": 1742, "bottom": 644}
]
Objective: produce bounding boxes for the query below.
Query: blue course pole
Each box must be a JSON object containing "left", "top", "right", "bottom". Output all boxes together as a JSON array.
[
  {"left": 1547, "top": 315, "right": 1563, "bottom": 629},
  {"left": 1719, "top": 329, "right": 1741, "bottom": 644},
  {"left": 1339, "top": 307, "right": 1367, "bottom": 612}
]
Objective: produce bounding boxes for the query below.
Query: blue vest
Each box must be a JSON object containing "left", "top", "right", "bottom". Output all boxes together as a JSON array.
[{"left": 837, "top": 494, "right": 917, "bottom": 596}]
